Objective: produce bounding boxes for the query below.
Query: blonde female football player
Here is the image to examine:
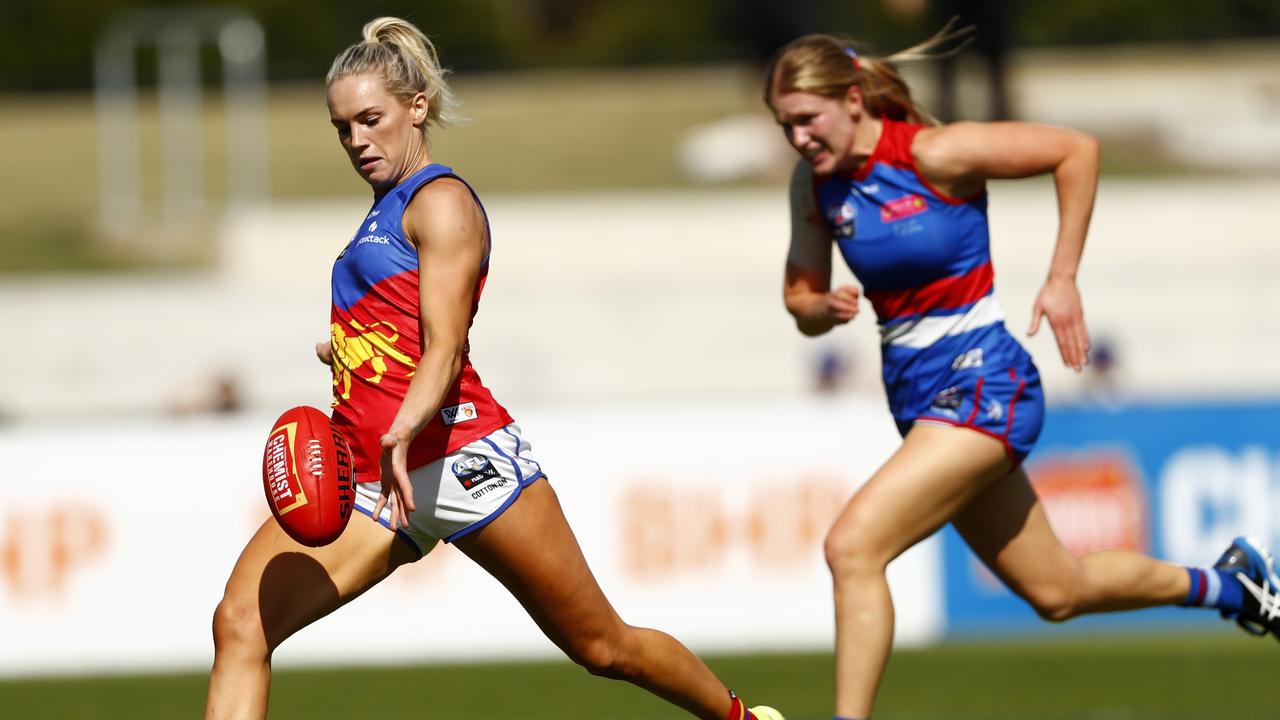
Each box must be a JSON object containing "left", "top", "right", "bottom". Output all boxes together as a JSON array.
[
  {"left": 204, "top": 17, "right": 783, "bottom": 720},
  {"left": 764, "top": 26, "right": 1280, "bottom": 720}
]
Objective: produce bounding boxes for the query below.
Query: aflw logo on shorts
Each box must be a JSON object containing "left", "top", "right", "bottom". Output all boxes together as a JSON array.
[{"left": 440, "top": 402, "right": 478, "bottom": 426}]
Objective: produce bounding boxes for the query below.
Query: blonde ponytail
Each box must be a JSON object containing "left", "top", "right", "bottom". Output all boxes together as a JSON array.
[
  {"left": 327, "top": 16, "right": 462, "bottom": 131},
  {"left": 764, "top": 19, "right": 974, "bottom": 126}
]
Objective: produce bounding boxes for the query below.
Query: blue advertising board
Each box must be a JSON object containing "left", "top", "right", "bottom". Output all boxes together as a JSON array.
[{"left": 943, "top": 399, "right": 1280, "bottom": 635}]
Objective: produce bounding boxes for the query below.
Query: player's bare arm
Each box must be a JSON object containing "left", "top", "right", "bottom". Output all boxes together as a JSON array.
[
  {"left": 915, "top": 121, "right": 1098, "bottom": 370},
  {"left": 783, "top": 160, "right": 860, "bottom": 336},
  {"left": 374, "top": 178, "right": 487, "bottom": 527},
  {"left": 784, "top": 262, "right": 860, "bottom": 337}
]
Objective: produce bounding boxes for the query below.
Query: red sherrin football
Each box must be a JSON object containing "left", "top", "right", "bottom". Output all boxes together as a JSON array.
[{"left": 262, "top": 406, "right": 355, "bottom": 547}]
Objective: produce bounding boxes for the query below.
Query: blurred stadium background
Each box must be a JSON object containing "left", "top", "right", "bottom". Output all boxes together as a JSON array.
[{"left": 2, "top": 1, "right": 1280, "bottom": 718}]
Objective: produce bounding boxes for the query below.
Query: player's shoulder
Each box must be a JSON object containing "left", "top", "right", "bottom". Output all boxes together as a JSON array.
[
  {"left": 406, "top": 176, "right": 482, "bottom": 222},
  {"left": 410, "top": 175, "right": 476, "bottom": 210},
  {"left": 911, "top": 121, "right": 1003, "bottom": 188},
  {"left": 910, "top": 122, "right": 976, "bottom": 166},
  {"left": 404, "top": 175, "right": 484, "bottom": 247}
]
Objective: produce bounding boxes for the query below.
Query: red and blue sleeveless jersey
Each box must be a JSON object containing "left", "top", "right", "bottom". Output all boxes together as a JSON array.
[
  {"left": 330, "top": 164, "right": 513, "bottom": 484},
  {"left": 813, "top": 119, "right": 1032, "bottom": 421}
]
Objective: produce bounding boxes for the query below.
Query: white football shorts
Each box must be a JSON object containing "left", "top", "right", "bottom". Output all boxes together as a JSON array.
[{"left": 353, "top": 423, "right": 544, "bottom": 557}]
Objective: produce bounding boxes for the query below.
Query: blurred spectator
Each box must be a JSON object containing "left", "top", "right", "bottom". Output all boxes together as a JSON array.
[
  {"left": 169, "top": 369, "right": 245, "bottom": 416},
  {"left": 885, "top": 0, "right": 1014, "bottom": 121},
  {"left": 1080, "top": 336, "right": 1127, "bottom": 408},
  {"left": 814, "top": 344, "right": 852, "bottom": 395},
  {"left": 210, "top": 371, "right": 244, "bottom": 414}
]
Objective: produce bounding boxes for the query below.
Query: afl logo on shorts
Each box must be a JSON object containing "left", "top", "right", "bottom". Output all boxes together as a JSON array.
[
  {"left": 826, "top": 201, "right": 856, "bottom": 238},
  {"left": 452, "top": 454, "right": 501, "bottom": 490}
]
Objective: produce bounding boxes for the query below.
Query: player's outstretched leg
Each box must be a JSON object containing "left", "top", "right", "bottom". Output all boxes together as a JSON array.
[
  {"left": 454, "top": 479, "right": 783, "bottom": 720},
  {"left": 955, "top": 467, "right": 1280, "bottom": 643},
  {"left": 205, "top": 515, "right": 418, "bottom": 720},
  {"left": 1201, "top": 536, "right": 1280, "bottom": 638}
]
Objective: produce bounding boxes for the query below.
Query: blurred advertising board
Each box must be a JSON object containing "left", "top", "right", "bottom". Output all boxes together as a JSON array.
[
  {"left": 0, "top": 399, "right": 941, "bottom": 677},
  {"left": 943, "top": 399, "right": 1280, "bottom": 635},
  {"left": 13, "top": 396, "right": 1262, "bottom": 675}
]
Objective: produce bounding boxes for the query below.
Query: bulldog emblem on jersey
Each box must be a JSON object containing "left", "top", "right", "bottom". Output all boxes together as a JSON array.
[{"left": 825, "top": 201, "right": 857, "bottom": 238}]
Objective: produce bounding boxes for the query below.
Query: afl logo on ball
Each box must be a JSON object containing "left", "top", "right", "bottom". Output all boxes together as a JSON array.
[{"left": 452, "top": 454, "right": 501, "bottom": 490}]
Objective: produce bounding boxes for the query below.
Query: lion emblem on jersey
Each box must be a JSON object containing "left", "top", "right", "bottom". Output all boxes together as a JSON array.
[{"left": 330, "top": 319, "right": 417, "bottom": 402}]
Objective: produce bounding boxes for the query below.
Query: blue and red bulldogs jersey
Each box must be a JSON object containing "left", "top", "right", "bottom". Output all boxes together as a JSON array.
[{"left": 812, "top": 119, "right": 1043, "bottom": 458}]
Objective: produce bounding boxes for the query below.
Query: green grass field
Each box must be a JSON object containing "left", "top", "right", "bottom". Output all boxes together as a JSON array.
[{"left": 1, "top": 633, "right": 1274, "bottom": 719}]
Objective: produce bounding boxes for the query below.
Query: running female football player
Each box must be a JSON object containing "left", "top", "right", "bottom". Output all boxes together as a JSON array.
[
  {"left": 764, "top": 26, "right": 1280, "bottom": 720},
  {"left": 205, "top": 17, "right": 782, "bottom": 720}
]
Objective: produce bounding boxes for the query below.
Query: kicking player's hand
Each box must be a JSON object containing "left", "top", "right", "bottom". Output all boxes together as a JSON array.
[
  {"left": 1029, "top": 277, "right": 1090, "bottom": 372},
  {"left": 315, "top": 340, "right": 334, "bottom": 367},
  {"left": 825, "top": 285, "right": 861, "bottom": 325},
  {"left": 375, "top": 424, "right": 417, "bottom": 530}
]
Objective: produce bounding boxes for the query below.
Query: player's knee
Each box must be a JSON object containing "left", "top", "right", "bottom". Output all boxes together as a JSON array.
[
  {"left": 823, "top": 519, "right": 885, "bottom": 581},
  {"left": 211, "top": 596, "right": 269, "bottom": 657},
  {"left": 1021, "top": 583, "right": 1079, "bottom": 623},
  {"left": 565, "top": 633, "right": 633, "bottom": 681}
]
